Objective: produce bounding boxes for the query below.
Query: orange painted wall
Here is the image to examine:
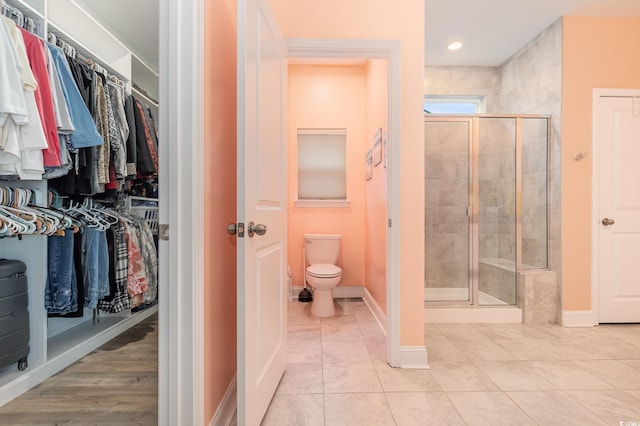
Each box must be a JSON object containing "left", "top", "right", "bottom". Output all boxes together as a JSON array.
[
  {"left": 271, "top": 0, "right": 425, "bottom": 346},
  {"left": 288, "top": 64, "right": 367, "bottom": 289},
  {"left": 203, "top": 0, "right": 237, "bottom": 421},
  {"left": 365, "top": 59, "right": 388, "bottom": 312},
  {"left": 562, "top": 16, "right": 640, "bottom": 310}
]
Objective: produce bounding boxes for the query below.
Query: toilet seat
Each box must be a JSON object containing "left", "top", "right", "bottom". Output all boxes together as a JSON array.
[{"left": 306, "top": 263, "right": 342, "bottom": 278}]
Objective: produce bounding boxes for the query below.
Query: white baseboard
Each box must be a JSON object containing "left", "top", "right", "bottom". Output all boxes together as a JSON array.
[
  {"left": 363, "top": 287, "right": 386, "bottom": 336},
  {"left": 292, "top": 285, "right": 364, "bottom": 300},
  {"left": 562, "top": 310, "right": 596, "bottom": 327},
  {"left": 398, "top": 346, "right": 429, "bottom": 369},
  {"left": 210, "top": 374, "right": 237, "bottom": 426}
]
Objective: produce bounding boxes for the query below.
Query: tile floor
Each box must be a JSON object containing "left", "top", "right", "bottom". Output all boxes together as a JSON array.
[{"left": 261, "top": 299, "right": 640, "bottom": 425}]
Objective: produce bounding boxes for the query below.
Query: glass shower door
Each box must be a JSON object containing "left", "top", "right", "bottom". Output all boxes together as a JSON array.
[
  {"left": 424, "top": 119, "right": 472, "bottom": 303},
  {"left": 476, "top": 118, "right": 517, "bottom": 305}
]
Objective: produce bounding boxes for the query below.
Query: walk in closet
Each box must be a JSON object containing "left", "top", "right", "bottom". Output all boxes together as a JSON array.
[{"left": 0, "top": 0, "right": 160, "bottom": 405}]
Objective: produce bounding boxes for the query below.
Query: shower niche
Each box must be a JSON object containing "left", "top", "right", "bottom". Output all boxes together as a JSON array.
[{"left": 424, "top": 115, "right": 550, "bottom": 308}]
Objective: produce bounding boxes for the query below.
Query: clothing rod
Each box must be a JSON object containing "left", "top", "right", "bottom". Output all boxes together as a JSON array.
[{"left": 131, "top": 86, "right": 159, "bottom": 107}]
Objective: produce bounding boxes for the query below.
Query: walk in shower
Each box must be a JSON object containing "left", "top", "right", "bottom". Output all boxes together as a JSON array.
[{"left": 425, "top": 115, "right": 550, "bottom": 309}]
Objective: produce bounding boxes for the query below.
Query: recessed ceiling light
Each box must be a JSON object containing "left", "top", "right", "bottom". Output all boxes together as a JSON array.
[{"left": 448, "top": 41, "right": 463, "bottom": 51}]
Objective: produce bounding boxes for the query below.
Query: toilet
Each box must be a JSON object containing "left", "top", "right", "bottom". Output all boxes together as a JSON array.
[{"left": 304, "top": 234, "right": 342, "bottom": 317}]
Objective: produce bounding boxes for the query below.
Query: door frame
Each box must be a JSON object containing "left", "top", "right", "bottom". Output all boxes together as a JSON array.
[
  {"left": 287, "top": 38, "right": 402, "bottom": 366},
  {"left": 591, "top": 88, "right": 640, "bottom": 326},
  {"left": 159, "top": 0, "right": 206, "bottom": 424}
]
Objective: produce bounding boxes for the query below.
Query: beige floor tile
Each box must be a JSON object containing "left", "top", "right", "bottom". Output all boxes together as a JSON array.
[
  {"left": 424, "top": 323, "right": 444, "bottom": 339},
  {"left": 448, "top": 391, "right": 536, "bottom": 425},
  {"left": 324, "top": 393, "right": 395, "bottom": 425},
  {"left": 321, "top": 316, "right": 363, "bottom": 341},
  {"left": 364, "top": 337, "right": 387, "bottom": 362},
  {"left": 276, "top": 362, "right": 323, "bottom": 394},
  {"left": 507, "top": 391, "right": 607, "bottom": 426},
  {"left": 372, "top": 360, "right": 442, "bottom": 392},
  {"left": 357, "top": 320, "right": 385, "bottom": 340},
  {"left": 322, "top": 361, "right": 382, "bottom": 393},
  {"left": 386, "top": 392, "right": 465, "bottom": 426},
  {"left": 595, "top": 324, "right": 640, "bottom": 340},
  {"left": 262, "top": 393, "right": 324, "bottom": 426},
  {"left": 623, "top": 338, "right": 640, "bottom": 350},
  {"left": 493, "top": 338, "right": 566, "bottom": 361},
  {"left": 288, "top": 323, "right": 322, "bottom": 342},
  {"left": 529, "top": 361, "right": 614, "bottom": 390},
  {"left": 426, "top": 334, "right": 470, "bottom": 361},
  {"left": 287, "top": 338, "right": 322, "bottom": 364},
  {"left": 322, "top": 340, "right": 370, "bottom": 364},
  {"left": 573, "top": 360, "right": 640, "bottom": 389},
  {"left": 621, "top": 360, "right": 640, "bottom": 371},
  {"left": 477, "top": 324, "right": 529, "bottom": 340},
  {"left": 624, "top": 389, "right": 640, "bottom": 401},
  {"left": 429, "top": 361, "right": 499, "bottom": 392},
  {"left": 436, "top": 324, "right": 490, "bottom": 340},
  {"left": 535, "top": 339, "right": 612, "bottom": 360},
  {"left": 596, "top": 337, "right": 640, "bottom": 359},
  {"left": 449, "top": 338, "right": 517, "bottom": 361},
  {"left": 565, "top": 390, "right": 640, "bottom": 423},
  {"left": 475, "top": 361, "right": 557, "bottom": 391}
]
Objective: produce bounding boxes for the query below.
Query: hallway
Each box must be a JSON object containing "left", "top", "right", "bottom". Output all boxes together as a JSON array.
[{"left": 263, "top": 299, "right": 640, "bottom": 425}]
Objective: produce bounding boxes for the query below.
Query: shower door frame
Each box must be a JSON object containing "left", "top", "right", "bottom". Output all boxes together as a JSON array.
[{"left": 425, "top": 114, "right": 550, "bottom": 308}]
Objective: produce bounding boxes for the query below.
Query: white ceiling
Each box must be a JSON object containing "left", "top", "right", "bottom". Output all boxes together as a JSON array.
[
  {"left": 72, "top": 0, "right": 640, "bottom": 72},
  {"left": 427, "top": 0, "right": 640, "bottom": 66}
]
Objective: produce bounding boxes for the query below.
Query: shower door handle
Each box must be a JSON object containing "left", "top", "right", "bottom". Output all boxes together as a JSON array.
[{"left": 601, "top": 218, "right": 615, "bottom": 226}]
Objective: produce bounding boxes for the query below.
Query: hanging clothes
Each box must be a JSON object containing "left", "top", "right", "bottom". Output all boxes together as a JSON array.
[{"left": 20, "top": 28, "right": 61, "bottom": 168}]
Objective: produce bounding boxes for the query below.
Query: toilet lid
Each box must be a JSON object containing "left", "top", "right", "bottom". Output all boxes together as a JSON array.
[{"left": 307, "top": 264, "right": 342, "bottom": 278}]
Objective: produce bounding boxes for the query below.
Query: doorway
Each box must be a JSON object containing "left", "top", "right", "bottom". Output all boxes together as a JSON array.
[{"left": 592, "top": 89, "right": 640, "bottom": 324}]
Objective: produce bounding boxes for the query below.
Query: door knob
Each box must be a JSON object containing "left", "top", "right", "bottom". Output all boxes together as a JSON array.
[
  {"left": 247, "top": 221, "right": 267, "bottom": 237},
  {"left": 601, "top": 218, "right": 615, "bottom": 226}
]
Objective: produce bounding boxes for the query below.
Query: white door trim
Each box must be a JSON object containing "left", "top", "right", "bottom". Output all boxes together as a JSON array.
[
  {"left": 287, "top": 38, "right": 403, "bottom": 366},
  {"left": 159, "top": 0, "right": 206, "bottom": 424},
  {"left": 591, "top": 88, "right": 640, "bottom": 326}
]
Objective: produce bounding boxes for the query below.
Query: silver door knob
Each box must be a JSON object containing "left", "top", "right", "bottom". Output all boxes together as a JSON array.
[
  {"left": 247, "top": 221, "right": 267, "bottom": 237},
  {"left": 602, "top": 218, "right": 615, "bottom": 226},
  {"left": 227, "top": 223, "right": 238, "bottom": 235}
]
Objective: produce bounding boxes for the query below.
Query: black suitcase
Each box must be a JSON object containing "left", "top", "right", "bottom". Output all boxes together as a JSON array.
[{"left": 0, "top": 259, "right": 29, "bottom": 372}]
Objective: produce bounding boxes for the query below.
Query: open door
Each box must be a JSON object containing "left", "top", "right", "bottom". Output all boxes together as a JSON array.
[{"left": 237, "top": 0, "right": 288, "bottom": 424}]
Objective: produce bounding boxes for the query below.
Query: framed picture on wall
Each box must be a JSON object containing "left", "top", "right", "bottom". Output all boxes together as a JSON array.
[
  {"left": 383, "top": 129, "right": 387, "bottom": 168},
  {"left": 365, "top": 149, "right": 373, "bottom": 181},
  {"left": 372, "top": 128, "right": 383, "bottom": 166}
]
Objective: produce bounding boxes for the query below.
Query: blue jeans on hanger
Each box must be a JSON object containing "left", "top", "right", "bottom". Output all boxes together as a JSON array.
[
  {"left": 46, "top": 229, "right": 78, "bottom": 314},
  {"left": 83, "top": 227, "right": 110, "bottom": 309}
]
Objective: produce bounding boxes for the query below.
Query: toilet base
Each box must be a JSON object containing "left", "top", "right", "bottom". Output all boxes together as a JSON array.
[{"left": 310, "top": 288, "right": 335, "bottom": 317}]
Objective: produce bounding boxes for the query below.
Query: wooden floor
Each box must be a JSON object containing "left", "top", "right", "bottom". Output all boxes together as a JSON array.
[{"left": 0, "top": 313, "right": 158, "bottom": 425}]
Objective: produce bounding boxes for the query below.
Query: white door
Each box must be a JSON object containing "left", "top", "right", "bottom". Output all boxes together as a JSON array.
[
  {"left": 595, "top": 94, "right": 640, "bottom": 323},
  {"left": 237, "top": 0, "right": 288, "bottom": 424}
]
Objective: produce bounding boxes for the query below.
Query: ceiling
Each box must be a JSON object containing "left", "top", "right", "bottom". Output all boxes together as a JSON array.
[
  {"left": 72, "top": 0, "right": 640, "bottom": 72},
  {"left": 427, "top": 0, "right": 640, "bottom": 66}
]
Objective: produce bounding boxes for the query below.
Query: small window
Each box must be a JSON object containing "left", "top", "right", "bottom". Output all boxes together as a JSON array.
[
  {"left": 297, "top": 129, "right": 347, "bottom": 204},
  {"left": 424, "top": 96, "right": 484, "bottom": 114}
]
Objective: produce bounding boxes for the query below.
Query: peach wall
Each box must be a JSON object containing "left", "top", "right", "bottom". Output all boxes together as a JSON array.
[
  {"left": 204, "top": 0, "right": 237, "bottom": 421},
  {"left": 365, "top": 59, "right": 388, "bottom": 312},
  {"left": 288, "top": 64, "right": 367, "bottom": 289},
  {"left": 270, "top": 0, "right": 425, "bottom": 346},
  {"left": 562, "top": 16, "right": 640, "bottom": 310}
]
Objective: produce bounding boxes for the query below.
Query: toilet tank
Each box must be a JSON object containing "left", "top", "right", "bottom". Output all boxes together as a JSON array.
[{"left": 304, "top": 234, "right": 341, "bottom": 265}]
